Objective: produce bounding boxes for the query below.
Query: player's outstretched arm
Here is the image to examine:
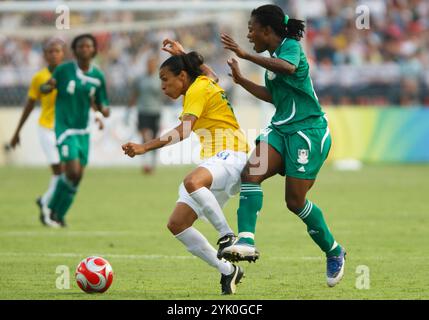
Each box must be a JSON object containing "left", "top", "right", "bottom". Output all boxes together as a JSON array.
[
  {"left": 227, "top": 58, "right": 272, "bottom": 103},
  {"left": 122, "top": 114, "right": 197, "bottom": 158},
  {"left": 10, "top": 98, "right": 36, "bottom": 148},
  {"left": 221, "top": 33, "right": 296, "bottom": 75},
  {"left": 162, "top": 38, "right": 219, "bottom": 83}
]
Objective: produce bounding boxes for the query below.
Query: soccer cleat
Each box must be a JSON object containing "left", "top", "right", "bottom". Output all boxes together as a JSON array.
[
  {"left": 216, "top": 233, "right": 237, "bottom": 259},
  {"left": 50, "top": 211, "right": 67, "bottom": 228},
  {"left": 221, "top": 241, "right": 260, "bottom": 263},
  {"left": 39, "top": 199, "right": 61, "bottom": 228},
  {"left": 326, "top": 248, "right": 347, "bottom": 287},
  {"left": 220, "top": 264, "right": 244, "bottom": 295},
  {"left": 36, "top": 197, "right": 45, "bottom": 225}
]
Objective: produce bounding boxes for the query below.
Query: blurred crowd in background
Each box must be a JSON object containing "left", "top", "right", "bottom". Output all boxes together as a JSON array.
[{"left": 0, "top": 0, "right": 428, "bottom": 107}]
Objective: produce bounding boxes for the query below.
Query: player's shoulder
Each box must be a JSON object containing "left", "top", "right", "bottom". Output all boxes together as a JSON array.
[
  {"left": 32, "top": 67, "right": 50, "bottom": 82},
  {"left": 282, "top": 38, "right": 301, "bottom": 50},
  {"left": 191, "top": 76, "right": 220, "bottom": 93},
  {"left": 90, "top": 64, "right": 106, "bottom": 79},
  {"left": 52, "top": 61, "right": 74, "bottom": 76}
]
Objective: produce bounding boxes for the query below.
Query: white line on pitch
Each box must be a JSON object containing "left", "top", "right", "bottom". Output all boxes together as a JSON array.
[{"left": 0, "top": 231, "right": 138, "bottom": 237}]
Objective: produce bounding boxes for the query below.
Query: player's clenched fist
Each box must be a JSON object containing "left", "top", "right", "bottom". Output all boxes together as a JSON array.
[{"left": 122, "top": 142, "right": 147, "bottom": 157}]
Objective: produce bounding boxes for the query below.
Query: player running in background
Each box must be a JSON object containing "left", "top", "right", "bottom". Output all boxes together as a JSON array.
[
  {"left": 220, "top": 4, "right": 346, "bottom": 287},
  {"left": 122, "top": 39, "right": 249, "bottom": 295},
  {"left": 41, "top": 34, "right": 110, "bottom": 227},
  {"left": 127, "top": 53, "right": 164, "bottom": 174},
  {"left": 9, "top": 38, "right": 65, "bottom": 227}
]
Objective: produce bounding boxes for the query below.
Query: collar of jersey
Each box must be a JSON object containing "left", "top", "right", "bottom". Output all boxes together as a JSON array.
[
  {"left": 272, "top": 37, "right": 287, "bottom": 58},
  {"left": 74, "top": 61, "right": 94, "bottom": 74}
]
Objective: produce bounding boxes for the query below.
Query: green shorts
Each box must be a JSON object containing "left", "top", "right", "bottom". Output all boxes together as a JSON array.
[
  {"left": 57, "top": 134, "right": 90, "bottom": 166},
  {"left": 256, "top": 125, "right": 331, "bottom": 180}
]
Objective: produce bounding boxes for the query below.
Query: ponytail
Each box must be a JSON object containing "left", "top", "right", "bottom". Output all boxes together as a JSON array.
[
  {"left": 285, "top": 18, "right": 305, "bottom": 41},
  {"left": 160, "top": 51, "right": 204, "bottom": 80}
]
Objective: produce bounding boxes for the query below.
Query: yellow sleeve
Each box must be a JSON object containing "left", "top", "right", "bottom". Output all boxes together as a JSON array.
[
  {"left": 27, "top": 73, "right": 41, "bottom": 101},
  {"left": 182, "top": 80, "right": 208, "bottom": 119}
]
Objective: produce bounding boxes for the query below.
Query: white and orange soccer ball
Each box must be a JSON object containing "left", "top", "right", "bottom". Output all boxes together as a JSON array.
[{"left": 75, "top": 256, "right": 114, "bottom": 293}]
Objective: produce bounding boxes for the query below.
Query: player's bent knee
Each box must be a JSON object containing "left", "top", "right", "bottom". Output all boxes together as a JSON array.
[
  {"left": 240, "top": 170, "right": 261, "bottom": 184},
  {"left": 285, "top": 198, "right": 304, "bottom": 214},
  {"left": 66, "top": 171, "right": 82, "bottom": 185},
  {"left": 167, "top": 219, "right": 186, "bottom": 235},
  {"left": 183, "top": 176, "right": 204, "bottom": 194}
]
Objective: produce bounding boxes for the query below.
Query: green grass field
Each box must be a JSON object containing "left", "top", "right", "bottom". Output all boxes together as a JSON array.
[{"left": 1, "top": 164, "right": 428, "bottom": 300}]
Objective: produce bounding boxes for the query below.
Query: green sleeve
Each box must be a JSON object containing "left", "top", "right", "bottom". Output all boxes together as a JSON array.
[{"left": 277, "top": 40, "right": 300, "bottom": 68}]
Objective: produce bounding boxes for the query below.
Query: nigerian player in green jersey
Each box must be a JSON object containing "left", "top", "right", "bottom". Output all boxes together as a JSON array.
[
  {"left": 41, "top": 34, "right": 110, "bottom": 227},
  {"left": 220, "top": 4, "right": 346, "bottom": 287}
]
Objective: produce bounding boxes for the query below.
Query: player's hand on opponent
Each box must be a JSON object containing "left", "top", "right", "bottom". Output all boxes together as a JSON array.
[
  {"left": 162, "top": 39, "right": 186, "bottom": 56},
  {"left": 227, "top": 58, "right": 243, "bottom": 84},
  {"left": 122, "top": 142, "right": 147, "bottom": 158},
  {"left": 40, "top": 78, "right": 56, "bottom": 94},
  {"left": 221, "top": 33, "right": 249, "bottom": 59}
]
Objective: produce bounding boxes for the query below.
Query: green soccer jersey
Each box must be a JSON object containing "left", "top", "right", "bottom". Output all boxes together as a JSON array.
[
  {"left": 265, "top": 38, "right": 326, "bottom": 134},
  {"left": 52, "top": 61, "right": 108, "bottom": 143}
]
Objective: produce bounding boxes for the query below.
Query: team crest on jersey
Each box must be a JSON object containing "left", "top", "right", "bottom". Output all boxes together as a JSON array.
[
  {"left": 297, "top": 149, "right": 309, "bottom": 164},
  {"left": 267, "top": 70, "right": 276, "bottom": 80}
]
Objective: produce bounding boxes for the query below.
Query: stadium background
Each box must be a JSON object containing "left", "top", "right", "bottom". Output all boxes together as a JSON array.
[
  {"left": 0, "top": 0, "right": 428, "bottom": 300},
  {"left": 1, "top": 0, "right": 428, "bottom": 165}
]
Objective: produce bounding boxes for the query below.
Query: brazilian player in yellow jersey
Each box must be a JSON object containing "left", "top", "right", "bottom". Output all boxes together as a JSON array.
[
  {"left": 9, "top": 38, "right": 65, "bottom": 226},
  {"left": 122, "top": 39, "right": 248, "bottom": 295}
]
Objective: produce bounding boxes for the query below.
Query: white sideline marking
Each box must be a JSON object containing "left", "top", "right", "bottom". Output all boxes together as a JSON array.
[
  {"left": 0, "top": 231, "right": 137, "bottom": 237},
  {"left": 1, "top": 252, "right": 427, "bottom": 261},
  {"left": 0, "top": 252, "right": 196, "bottom": 260},
  {"left": 0, "top": 252, "right": 321, "bottom": 261}
]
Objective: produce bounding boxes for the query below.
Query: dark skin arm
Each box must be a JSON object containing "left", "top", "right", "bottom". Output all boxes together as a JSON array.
[
  {"left": 10, "top": 98, "right": 36, "bottom": 148},
  {"left": 162, "top": 38, "right": 219, "bottom": 83},
  {"left": 227, "top": 57, "right": 272, "bottom": 103},
  {"left": 40, "top": 78, "right": 56, "bottom": 94},
  {"left": 221, "top": 33, "right": 297, "bottom": 75},
  {"left": 122, "top": 114, "right": 197, "bottom": 157}
]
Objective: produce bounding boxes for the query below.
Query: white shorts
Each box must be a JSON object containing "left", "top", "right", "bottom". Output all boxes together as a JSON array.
[
  {"left": 37, "top": 125, "right": 60, "bottom": 165},
  {"left": 177, "top": 150, "right": 248, "bottom": 219}
]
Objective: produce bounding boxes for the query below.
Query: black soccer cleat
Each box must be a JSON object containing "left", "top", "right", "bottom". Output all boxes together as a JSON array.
[
  {"left": 216, "top": 233, "right": 237, "bottom": 259},
  {"left": 36, "top": 197, "right": 45, "bottom": 226},
  {"left": 50, "top": 211, "right": 67, "bottom": 228},
  {"left": 220, "top": 264, "right": 244, "bottom": 295}
]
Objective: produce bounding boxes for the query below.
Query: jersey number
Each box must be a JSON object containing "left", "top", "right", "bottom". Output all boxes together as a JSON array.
[{"left": 66, "top": 80, "right": 76, "bottom": 95}]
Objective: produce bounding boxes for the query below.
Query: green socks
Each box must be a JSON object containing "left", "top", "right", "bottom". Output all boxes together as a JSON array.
[
  {"left": 237, "top": 183, "right": 263, "bottom": 245},
  {"left": 48, "top": 174, "right": 78, "bottom": 220},
  {"left": 298, "top": 200, "right": 342, "bottom": 257}
]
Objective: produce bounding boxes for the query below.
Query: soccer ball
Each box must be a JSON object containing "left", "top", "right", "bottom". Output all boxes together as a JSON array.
[{"left": 75, "top": 256, "right": 114, "bottom": 293}]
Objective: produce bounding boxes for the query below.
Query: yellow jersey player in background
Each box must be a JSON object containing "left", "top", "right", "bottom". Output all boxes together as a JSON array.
[
  {"left": 122, "top": 39, "right": 249, "bottom": 295},
  {"left": 9, "top": 38, "right": 65, "bottom": 227}
]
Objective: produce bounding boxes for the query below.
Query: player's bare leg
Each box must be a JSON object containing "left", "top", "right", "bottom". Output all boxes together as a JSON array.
[{"left": 141, "top": 128, "right": 155, "bottom": 174}]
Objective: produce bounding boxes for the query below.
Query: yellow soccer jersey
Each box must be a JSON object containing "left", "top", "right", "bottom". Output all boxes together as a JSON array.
[
  {"left": 181, "top": 76, "right": 249, "bottom": 158},
  {"left": 27, "top": 67, "right": 57, "bottom": 129}
]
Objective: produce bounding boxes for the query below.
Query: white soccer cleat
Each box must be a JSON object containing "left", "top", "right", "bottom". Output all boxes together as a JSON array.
[
  {"left": 221, "top": 241, "right": 260, "bottom": 263},
  {"left": 40, "top": 202, "right": 61, "bottom": 228}
]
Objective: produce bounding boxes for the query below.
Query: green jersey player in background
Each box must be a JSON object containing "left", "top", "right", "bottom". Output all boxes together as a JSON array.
[
  {"left": 41, "top": 34, "right": 110, "bottom": 227},
  {"left": 220, "top": 4, "right": 346, "bottom": 287}
]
